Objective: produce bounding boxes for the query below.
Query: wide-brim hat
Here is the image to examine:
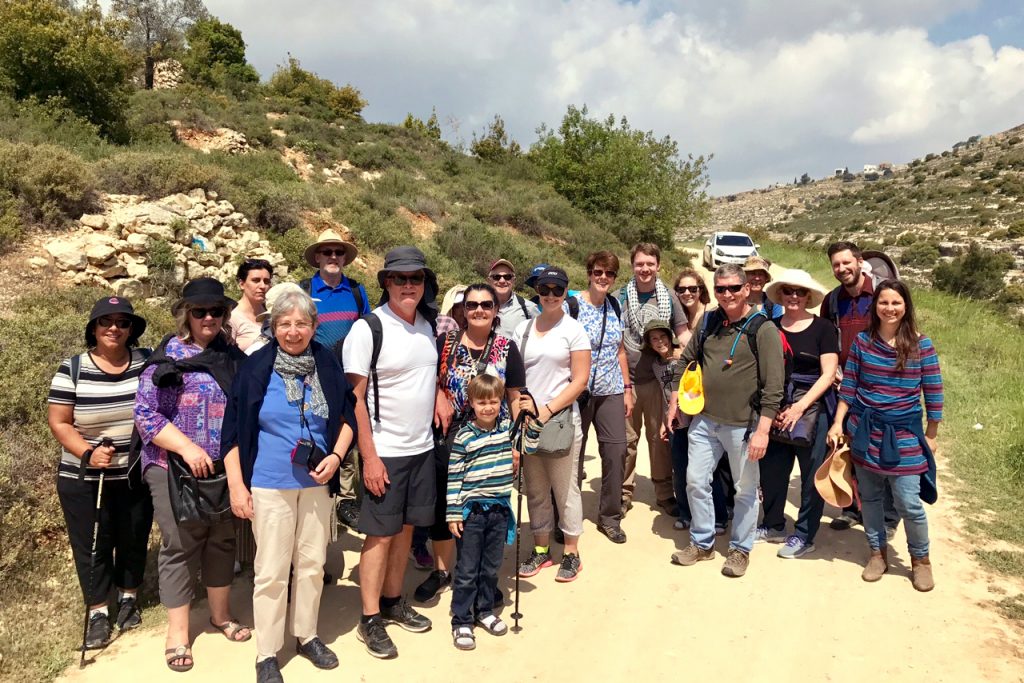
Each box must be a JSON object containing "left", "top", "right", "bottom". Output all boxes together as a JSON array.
[
  {"left": 764, "top": 268, "right": 829, "bottom": 308},
  {"left": 814, "top": 439, "right": 856, "bottom": 508},
  {"left": 742, "top": 255, "right": 772, "bottom": 277},
  {"left": 87, "top": 295, "right": 147, "bottom": 338},
  {"left": 172, "top": 277, "right": 237, "bottom": 315},
  {"left": 678, "top": 361, "right": 704, "bottom": 416},
  {"left": 256, "top": 282, "right": 305, "bottom": 322},
  {"left": 440, "top": 284, "right": 468, "bottom": 316},
  {"left": 303, "top": 228, "right": 358, "bottom": 268},
  {"left": 377, "top": 246, "right": 438, "bottom": 311},
  {"left": 642, "top": 318, "right": 679, "bottom": 349}
]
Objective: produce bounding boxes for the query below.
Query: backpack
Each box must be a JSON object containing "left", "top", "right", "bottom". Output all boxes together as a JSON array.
[
  {"left": 300, "top": 275, "right": 365, "bottom": 315},
  {"left": 695, "top": 308, "right": 770, "bottom": 413},
  {"left": 824, "top": 250, "right": 900, "bottom": 328},
  {"left": 567, "top": 294, "right": 621, "bottom": 321}
]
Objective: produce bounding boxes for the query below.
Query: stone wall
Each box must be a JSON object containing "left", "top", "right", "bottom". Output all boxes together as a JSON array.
[{"left": 41, "top": 189, "right": 288, "bottom": 300}]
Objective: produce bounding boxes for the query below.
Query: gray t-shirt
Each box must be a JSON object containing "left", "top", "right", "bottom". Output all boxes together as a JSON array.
[
  {"left": 496, "top": 294, "right": 539, "bottom": 339},
  {"left": 616, "top": 282, "right": 687, "bottom": 382}
]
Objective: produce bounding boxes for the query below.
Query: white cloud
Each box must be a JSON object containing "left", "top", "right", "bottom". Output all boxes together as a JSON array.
[{"left": 200, "top": 0, "right": 1023, "bottom": 194}]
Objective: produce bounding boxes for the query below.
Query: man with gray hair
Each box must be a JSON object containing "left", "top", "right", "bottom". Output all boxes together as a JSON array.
[{"left": 670, "top": 264, "right": 784, "bottom": 578}]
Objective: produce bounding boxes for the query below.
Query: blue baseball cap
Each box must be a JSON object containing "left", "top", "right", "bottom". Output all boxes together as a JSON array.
[{"left": 525, "top": 263, "right": 550, "bottom": 288}]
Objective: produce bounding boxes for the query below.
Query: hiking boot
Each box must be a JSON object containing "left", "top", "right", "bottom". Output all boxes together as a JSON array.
[
  {"left": 296, "top": 636, "right": 339, "bottom": 669},
  {"left": 555, "top": 552, "right": 582, "bottom": 582},
  {"left": 337, "top": 499, "right": 360, "bottom": 530},
  {"left": 754, "top": 526, "right": 787, "bottom": 544},
  {"left": 721, "top": 548, "right": 750, "bottom": 578},
  {"left": 356, "top": 617, "right": 397, "bottom": 659},
  {"left": 670, "top": 543, "right": 716, "bottom": 566},
  {"left": 829, "top": 511, "right": 860, "bottom": 531},
  {"left": 597, "top": 524, "right": 627, "bottom": 544},
  {"left": 84, "top": 611, "right": 112, "bottom": 649},
  {"left": 256, "top": 656, "right": 284, "bottom": 683},
  {"left": 777, "top": 535, "right": 815, "bottom": 559},
  {"left": 115, "top": 595, "right": 142, "bottom": 631},
  {"left": 381, "top": 598, "right": 431, "bottom": 633},
  {"left": 518, "top": 549, "right": 554, "bottom": 577},
  {"left": 862, "top": 547, "right": 889, "bottom": 582},
  {"left": 656, "top": 498, "right": 680, "bottom": 517},
  {"left": 413, "top": 570, "right": 451, "bottom": 603},
  {"left": 911, "top": 555, "right": 935, "bottom": 592},
  {"left": 410, "top": 542, "right": 433, "bottom": 571}
]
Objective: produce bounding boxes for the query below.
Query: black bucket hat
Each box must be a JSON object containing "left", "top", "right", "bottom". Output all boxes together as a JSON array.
[
  {"left": 172, "top": 277, "right": 238, "bottom": 315},
  {"left": 85, "top": 295, "right": 147, "bottom": 346},
  {"left": 376, "top": 246, "right": 438, "bottom": 313}
]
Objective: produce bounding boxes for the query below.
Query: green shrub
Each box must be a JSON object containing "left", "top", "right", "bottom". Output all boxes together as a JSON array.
[
  {"left": 0, "top": 141, "right": 97, "bottom": 228},
  {"left": 182, "top": 18, "right": 260, "bottom": 93},
  {"left": 348, "top": 142, "right": 398, "bottom": 170},
  {"left": 266, "top": 57, "right": 366, "bottom": 121},
  {"left": 0, "top": 190, "right": 21, "bottom": 251},
  {"left": 900, "top": 241, "right": 940, "bottom": 267},
  {"left": 95, "top": 151, "right": 224, "bottom": 197},
  {"left": 266, "top": 227, "right": 316, "bottom": 281},
  {"left": 933, "top": 242, "right": 1014, "bottom": 299},
  {"left": 895, "top": 233, "right": 918, "bottom": 246},
  {"left": 348, "top": 213, "right": 412, "bottom": 253},
  {"left": 1009, "top": 221, "right": 1024, "bottom": 239},
  {"left": 979, "top": 209, "right": 998, "bottom": 226},
  {"left": 250, "top": 181, "right": 303, "bottom": 233}
]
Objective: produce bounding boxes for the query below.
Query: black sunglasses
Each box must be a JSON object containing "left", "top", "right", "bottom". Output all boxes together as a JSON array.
[
  {"left": 189, "top": 306, "right": 226, "bottom": 319},
  {"left": 714, "top": 284, "right": 744, "bottom": 295},
  {"left": 464, "top": 300, "right": 495, "bottom": 311},
  {"left": 96, "top": 316, "right": 132, "bottom": 329},
  {"left": 318, "top": 248, "right": 347, "bottom": 257},
  {"left": 781, "top": 286, "right": 809, "bottom": 297},
  {"left": 675, "top": 285, "right": 701, "bottom": 295},
  {"left": 388, "top": 273, "right": 425, "bottom": 286},
  {"left": 489, "top": 273, "right": 515, "bottom": 282},
  {"left": 536, "top": 285, "right": 566, "bottom": 297},
  {"left": 588, "top": 269, "right": 617, "bottom": 279}
]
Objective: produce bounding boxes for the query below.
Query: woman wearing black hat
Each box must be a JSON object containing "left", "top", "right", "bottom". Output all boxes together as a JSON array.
[
  {"left": 134, "top": 278, "right": 250, "bottom": 672},
  {"left": 48, "top": 296, "right": 153, "bottom": 651}
]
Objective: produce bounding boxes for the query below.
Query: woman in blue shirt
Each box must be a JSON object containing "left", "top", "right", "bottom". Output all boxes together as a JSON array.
[{"left": 223, "top": 290, "right": 356, "bottom": 683}]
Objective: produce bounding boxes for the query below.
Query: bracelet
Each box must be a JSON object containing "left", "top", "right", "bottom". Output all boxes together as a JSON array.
[
  {"left": 623, "top": 383, "right": 633, "bottom": 390},
  {"left": 330, "top": 451, "right": 343, "bottom": 463},
  {"left": 544, "top": 403, "right": 552, "bottom": 414}
]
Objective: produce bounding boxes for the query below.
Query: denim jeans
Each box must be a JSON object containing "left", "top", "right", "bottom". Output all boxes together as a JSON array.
[
  {"left": 686, "top": 416, "right": 760, "bottom": 553},
  {"left": 451, "top": 504, "right": 508, "bottom": 627},
  {"left": 671, "top": 427, "right": 729, "bottom": 528},
  {"left": 855, "top": 465, "right": 929, "bottom": 557},
  {"left": 758, "top": 413, "right": 829, "bottom": 543}
]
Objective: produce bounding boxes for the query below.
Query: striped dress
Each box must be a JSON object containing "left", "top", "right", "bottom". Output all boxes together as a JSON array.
[
  {"left": 48, "top": 350, "right": 149, "bottom": 482},
  {"left": 840, "top": 332, "right": 943, "bottom": 475}
]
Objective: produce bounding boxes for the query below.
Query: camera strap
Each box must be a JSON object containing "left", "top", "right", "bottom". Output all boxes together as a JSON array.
[{"left": 298, "top": 379, "right": 315, "bottom": 442}]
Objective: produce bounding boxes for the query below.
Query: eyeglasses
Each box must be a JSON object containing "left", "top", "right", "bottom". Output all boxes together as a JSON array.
[
  {"left": 387, "top": 273, "right": 425, "bottom": 286},
  {"left": 714, "top": 284, "right": 744, "bottom": 295},
  {"left": 780, "top": 286, "right": 809, "bottom": 297},
  {"left": 675, "top": 285, "right": 701, "bottom": 295},
  {"left": 464, "top": 300, "right": 495, "bottom": 311},
  {"left": 536, "top": 285, "right": 566, "bottom": 297},
  {"left": 318, "top": 249, "right": 347, "bottom": 258},
  {"left": 96, "top": 316, "right": 132, "bottom": 329},
  {"left": 588, "top": 269, "right": 617, "bottom": 279},
  {"left": 276, "top": 321, "right": 314, "bottom": 332},
  {"left": 189, "top": 306, "right": 226, "bottom": 319},
  {"left": 489, "top": 273, "right": 515, "bottom": 282}
]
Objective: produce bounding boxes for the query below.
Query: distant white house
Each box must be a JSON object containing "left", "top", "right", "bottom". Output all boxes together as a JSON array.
[
  {"left": 834, "top": 168, "right": 845, "bottom": 177},
  {"left": 863, "top": 164, "right": 879, "bottom": 174}
]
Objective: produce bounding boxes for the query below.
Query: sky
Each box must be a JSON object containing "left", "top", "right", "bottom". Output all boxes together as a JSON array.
[{"left": 192, "top": 0, "right": 1024, "bottom": 195}]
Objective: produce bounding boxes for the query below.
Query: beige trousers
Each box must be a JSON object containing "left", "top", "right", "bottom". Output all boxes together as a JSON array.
[
  {"left": 251, "top": 486, "right": 332, "bottom": 658},
  {"left": 623, "top": 379, "right": 675, "bottom": 504}
]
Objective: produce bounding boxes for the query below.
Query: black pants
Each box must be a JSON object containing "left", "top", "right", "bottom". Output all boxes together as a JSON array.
[
  {"left": 759, "top": 414, "right": 830, "bottom": 542},
  {"left": 57, "top": 474, "right": 154, "bottom": 606}
]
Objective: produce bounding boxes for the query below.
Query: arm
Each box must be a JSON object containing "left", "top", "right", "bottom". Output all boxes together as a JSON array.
[
  {"left": 617, "top": 340, "right": 633, "bottom": 417},
  {"left": 134, "top": 366, "right": 213, "bottom": 477},
  {"left": 224, "top": 446, "right": 253, "bottom": 519},
  {"left": 446, "top": 436, "right": 470, "bottom": 537},
  {"left": 538, "top": 349, "right": 591, "bottom": 422},
  {"left": 310, "top": 421, "right": 353, "bottom": 485},
  {"left": 47, "top": 404, "right": 116, "bottom": 468},
  {"left": 777, "top": 353, "right": 838, "bottom": 431},
  {"left": 345, "top": 372, "right": 389, "bottom": 497},
  {"left": 829, "top": 337, "right": 862, "bottom": 443},
  {"left": 748, "top": 325, "right": 785, "bottom": 461},
  {"left": 920, "top": 338, "right": 943, "bottom": 451}
]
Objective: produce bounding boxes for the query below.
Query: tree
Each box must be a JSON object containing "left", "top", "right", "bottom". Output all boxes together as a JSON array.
[
  {"left": 471, "top": 115, "right": 520, "bottom": 161},
  {"left": 181, "top": 17, "right": 259, "bottom": 92},
  {"left": 530, "top": 105, "right": 709, "bottom": 248},
  {"left": 266, "top": 57, "right": 366, "bottom": 120},
  {"left": 401, "top": 107, "right": 442, "bottom": 141},
  {"left": 110, "top": 0, "right": 207, "bottom": 88},
  {"left": 933, "top": 242, "right": 1014, "bottom": 300},
  {"left": 0, "top": 0, "right": 134, "bottom": 141}
]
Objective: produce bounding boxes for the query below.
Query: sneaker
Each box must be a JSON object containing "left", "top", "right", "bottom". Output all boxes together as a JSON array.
[
  {"left": 555, "top": 552, "right": 582, "bottom": 582},
  {"left": 714, "top": 524, "right": 727, "bottom": 536},
  {"left": 673, "top": 519, "right": 691, "bottom": 531},
  {"left": 597, "top": 524, "right": 627, "bottom": 544},
  {"left": 518, "top": 549, "right": 554, "bottom": 577},
  {"left": 413, "top": 570, "right": 451, "bottom": 603},
  {"left": 356, "top": 617, "right": 397, "bottom": 659},
  {"left": 721, "top": 548, "right": 749, "bottom": 578},
  {"left": 115, "top": 596, "right": 142, "bottom": 631},
  {"left": 410, "top": 542, "right": 433, "bottom": 570},
  {"left": 777, "top": 535, "right": 815, "bottom": 559},
  {"left": 295, "top": 636, "right": 339, "bottom": 669},
  {"left": 381, "top": 598, "right": 432, "bottom": 632},
  {"left": 670, "top": 543, "right": 715, "bottom": 566},
  {"left": 337, "top": 499, "right": 360, "bottom": 530},
  {"left": 755, "top": 526, "right": 787, "bottom": 544},
  {"left": 829, "top": 511, "right": 860, "bottom": 530},
  {"left": 256, "top": 656, "right": 284, "bottom": 683},
  {"left": 84, "top": 611, "right": 112, "bottom": 649}
]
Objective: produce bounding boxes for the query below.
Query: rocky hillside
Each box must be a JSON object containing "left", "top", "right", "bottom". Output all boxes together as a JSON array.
[{"left": 688, "top": 124, "right": 1024, "bottom": 283}]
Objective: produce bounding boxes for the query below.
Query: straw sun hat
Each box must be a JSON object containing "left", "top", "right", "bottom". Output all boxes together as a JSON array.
[{"left": 764, "top": 269, "right": 829, "bottom": 308}]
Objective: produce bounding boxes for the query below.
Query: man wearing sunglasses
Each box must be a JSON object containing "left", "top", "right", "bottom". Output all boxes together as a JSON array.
[
  {"left": 670, "top": 264, "right": 784, "bottom": 578},
  {"left": 488, "top": 259, "right": 538, "bottom": 338}
]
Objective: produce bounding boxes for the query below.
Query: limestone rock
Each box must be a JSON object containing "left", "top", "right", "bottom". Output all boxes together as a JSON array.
[
  {"left": 27, "top": 256, "right": 49, "bottom": 269},
  {"left": 132, "top": 223, "right": 176, "bottom": 241},
  {"left": 80, "top": 214, "right": 107, "bottom": 230},
  {"left": 46, "top": 240, "right": 87, "bottom": 270},
  {"left": 125, "top": 233, "right": 151, "bottom": 252},
  {"left": 125, "top": 261, "right": 149, "bottom": 280},
  {"left": 86, "top": 243, "right": 117, "bottom": 264},
  {"left": 113, "top": 278, "right": 146, "bottom": 299}
]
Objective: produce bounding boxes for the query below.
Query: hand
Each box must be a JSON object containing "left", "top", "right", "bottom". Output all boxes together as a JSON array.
[
  {"left": 925, "top": 435, "right": 937, "bottom": 453},
  {"left": 311, "top": 452, "right": 342, "bottom": 485},
  {"left": 362, "top": 455, "right": 390, "bottom": 497},
  {"left": 434, "top": 392, "right": 454, "bottom": 432},
  {"left": 778, "top": 404, "right": 806, "bottom": 432},
  {"left": 659, "top": 423, "right": 670, "bottom": 442},
  {"left": 448, "top": 521, "right": 463, "bottom": 539},
  {"left": 826, "top": 424, "right": 844, "bottom": 448},
  {"left": 623, "top": 390, "right": 634, "bottom": 418},
  {"left": 229, "top": 484, "right": 254, "bottom": 520},
  {"left": 181, "top": 443, "right": 214, "bottom": 478},
  {"left": 537, "top": 404, "right": 553, "bottom": 423},
  {"left": 518, "top": 393, "right": 538, "bottom": 418},
  {"left": 747, "top": 429, "right": 769, "bottom": 461},
  {"left": 833, "top": 367, "right": 844, "bottom": 388},
  {"left": 89, "top": 444, "right": 116, "bottom": 469},
  {"left": 511, "top": 448, "right": 520, "bottom": 474}
]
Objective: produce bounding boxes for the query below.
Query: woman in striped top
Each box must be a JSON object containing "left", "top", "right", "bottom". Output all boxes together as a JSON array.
[
  {"left": 827, "top": 279, "right": 943, "bottom": 592},
  {"left": 48, "top": 296, "right": 153, "bottom": 651}
]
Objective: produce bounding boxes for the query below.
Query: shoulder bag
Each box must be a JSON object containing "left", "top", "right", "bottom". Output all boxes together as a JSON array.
[
  {"left": 166, "top": 452, "right": 233, "bottom": 526},
  {"left": 519, "top": 319, "right": 574, "bottom": 457}
]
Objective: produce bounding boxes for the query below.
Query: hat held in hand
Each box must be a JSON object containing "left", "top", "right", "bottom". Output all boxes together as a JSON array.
[{"left": 678, "top": 361, "right": 704, "bottom": 416}]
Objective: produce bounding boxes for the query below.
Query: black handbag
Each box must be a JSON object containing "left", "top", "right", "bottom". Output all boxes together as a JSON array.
[
  {"left": 166, "top": 452, "right": 233, "bottom": 525},
  {"left": 769, "top": 381, "right": 821, "bottom": 448}
]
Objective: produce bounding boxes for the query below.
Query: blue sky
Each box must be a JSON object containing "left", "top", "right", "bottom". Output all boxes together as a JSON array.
[{"left": 194, "top": 1, "right": 1024, "bottom": 195}]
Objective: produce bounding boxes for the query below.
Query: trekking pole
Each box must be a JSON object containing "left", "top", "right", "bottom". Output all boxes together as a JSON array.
[
  {"left": 510, "top": 410, "right": 527, "bottom": 634},
  {"left": 80, "top": 438, "right": 111, "bottom": 667}
]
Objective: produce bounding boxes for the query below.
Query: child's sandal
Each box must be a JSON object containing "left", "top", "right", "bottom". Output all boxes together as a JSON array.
[
  {"left": 452, "top": 625, "right": 476, "bottom": 650},
  {"left": 475, "top": 614, "right": 508, "bottom": 636}
]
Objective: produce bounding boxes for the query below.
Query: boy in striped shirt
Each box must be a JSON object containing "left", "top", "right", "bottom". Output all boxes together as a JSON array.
[{"left": 446, "top": 375, "right": 539, "bottom": 650}]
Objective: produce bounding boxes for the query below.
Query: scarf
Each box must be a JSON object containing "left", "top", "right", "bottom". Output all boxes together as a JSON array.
[
  {"left": 625, "top": 278, "right": 673, "bottom": 333},
  {"left": 148, "top": 333, "right": 244, "bottom": 396},
  {"left": 273, "top": 346, "right": 329, "bottom": 419}
]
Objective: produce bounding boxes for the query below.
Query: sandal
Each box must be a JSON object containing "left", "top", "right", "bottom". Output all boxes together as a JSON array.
[
  {"left": 452, "top": 625, "right": 476, "bottom": 651},
  {"left": 165, "top": 645, "right": 193, "bottom": 672},
  {"left": 475, "top": 614, "right": 508, "bottom": 636},
  {"left": 209, "top": 618, "right": 252, "bottom": 642}
]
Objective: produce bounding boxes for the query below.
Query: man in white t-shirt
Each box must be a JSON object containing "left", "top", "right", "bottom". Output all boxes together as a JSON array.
[{"left": 342, "top": 246, "right": 439, "bottom": 659}]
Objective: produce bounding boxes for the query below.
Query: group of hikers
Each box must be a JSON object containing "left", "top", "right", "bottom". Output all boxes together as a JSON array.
[{"left": 48, "top": 229, "right": 943, "bottom": 681}]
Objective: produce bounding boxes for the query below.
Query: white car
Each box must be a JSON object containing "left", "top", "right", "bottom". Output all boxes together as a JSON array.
[{"left": 702, "top": 231, "right": 759, "bottom": 269}]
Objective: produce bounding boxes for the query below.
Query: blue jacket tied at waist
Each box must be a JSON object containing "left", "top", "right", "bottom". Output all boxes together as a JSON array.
[{"left": 849, "top": 400, "right": 937, "bottom": 505}]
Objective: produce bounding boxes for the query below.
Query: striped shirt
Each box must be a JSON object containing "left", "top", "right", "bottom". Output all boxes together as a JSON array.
[
  {"left": 446, "top": 417, "right": 540, "bottom": 523},
  {"left": 48, "top": 350, "right": 149, "bottom": 482},
  {"left": 310, "top": 272, "right": 370, "bottom": 350},
  {"left": 840, "top": 332, "right": 943, "bottom": 474}
]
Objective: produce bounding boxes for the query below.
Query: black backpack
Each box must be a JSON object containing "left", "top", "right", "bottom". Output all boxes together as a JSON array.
[
  {"left": 567, "top": 294, "right": 621, "bottom": 320},
  {"left": 695, "top": 308, "right": 770, "bottom": 413}
]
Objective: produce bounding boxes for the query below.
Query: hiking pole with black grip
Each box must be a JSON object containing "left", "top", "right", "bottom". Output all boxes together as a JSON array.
[
  {"left": 511, "top": 390, "right": 537, "bottom": 634},
  {"left": 80, "top": 437, "right": 113, "bottom": 667}
]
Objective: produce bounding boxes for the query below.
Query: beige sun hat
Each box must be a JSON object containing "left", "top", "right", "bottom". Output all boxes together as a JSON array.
[
  {"left": 303, "top": 228, "right": 358, "bottom": 268},
  {"left": 764, "top": 268, "right": 829, "bottom": 308},
  {"left": 440, "top": 284, "right": 468, "bottom": 316},
  {"left": 256, "top": 282, "right": 305, "bottom": 322}
]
